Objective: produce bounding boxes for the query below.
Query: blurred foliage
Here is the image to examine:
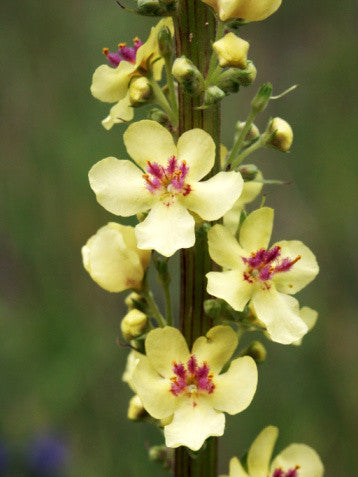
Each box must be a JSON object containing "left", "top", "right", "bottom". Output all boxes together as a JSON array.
[{"left": 1, "top": 0, "right": 358, "bottom": 475}]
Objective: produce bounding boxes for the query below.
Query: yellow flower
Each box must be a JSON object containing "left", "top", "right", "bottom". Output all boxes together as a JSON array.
[
  {"left": 207, "top": 208, "right": 319, "bottom": 344},
  {"left": 221, "top": 145, "right": 263, "bottom": 235},
  {"left": 81, "top": 223, "right": 150, "bottom": 292},
  {"left": 221, "top": 426, "right": 324, "bottom": 477},
  {"left": 133, "top": 326, "right": 258, "bottom": 451},
  {"left": 91, "top": 18, "right": 173, "bottom": 130},
  {"left": 202, "top": 0, "right": 282, "bottom": 22},
  {"left": 89, "top": 120, "right": 243, "bottom": 257},
  {"left": 213, "top": 33, "right": 249, "bottom": 69}
]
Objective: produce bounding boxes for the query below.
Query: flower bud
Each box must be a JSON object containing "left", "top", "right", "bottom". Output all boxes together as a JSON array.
[
  {"left": 136, "top": 0, "right": 166, "bottom": 16},
  {"left": 202, "top": 86, "right": 226, "bottom": 106},
  {"left": 158, "top": 26, "right": 173, "bottom": 57},
  {"left": 82, "top": 223, "right": 150, "bottom": 293},
  {"left": 238, "top": 164, "right": 259, "bottom": 181},
  {"left": 172, "top": 56, "right": 204, "bottom": 95},
  {"left": 121, "top": 309, "right": 148, "bottom": 341},
  {"left": 127, "top": 395, "right": 147, "bottom": 420},
  {"left": 204, "top": 299, "right": 225, "bottom": 319},
  {"left": 251, "top": 83, "right": 272, "bottom": 113},
  {"left": 147, "top": 108, "right": 170, "bottom": 128},
  {"left": 217, "top": 62, "right": 256, "bottom": 94},
  {"left": 213, "top": 33, "right": 249, "bottom": 69},
  {"left": 129, "top": 77, "right": 152, "bottom": 106},
  {"left": 124, "top": 291, "right": 146, "bottom": 310},
  {"left": 148, "top": 445, "right": 174, "bottom": 469},
  {"left": 235, "top": 121, "right": 260, "bottom": 142},
  {"left": 267, "top": 117, "right": 293, "bottom": 151},
  {"left": 241, "top": 341, "right": 267, "bottom": 363}
]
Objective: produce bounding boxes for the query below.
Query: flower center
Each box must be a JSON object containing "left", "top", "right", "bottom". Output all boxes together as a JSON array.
[
  {"left": 170, "top": 355, "right": 215, "bottom": 399},
  {"left": 271, "top": 466, "right": 300, "bottom": 477},
  {"left": 242, "top": 245, "right": 301, "bottom": 288},
  {"left": 103, "top": 37, "right": 142, "bottom": 67},
  {"left": 143, "top": 156, "right": 192, "bottom": 205}
]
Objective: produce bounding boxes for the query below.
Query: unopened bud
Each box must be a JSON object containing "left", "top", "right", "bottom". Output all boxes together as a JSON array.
[
  {"left": 124, "top": 291, "right": 146, "bottom": 311},
  {"left": 158, "top": 26, "right": 173, "bottom": 57},
  {"left": 172, "top": 56, "right": 204, "bottom": 95},
  {"left": 235, "top": 121, "right": 260, "bottom": 142},
  {"left": 251, "top": 83, "right": 272, "bottom": 113},
  {"left": 238, "top": 164, "right": 259, "bottom": 181},
  {"left": 203, "top": 86, "right": 226, "bottom": 106},
  {"left": 267, "top": 117, "right": 293, "bottom": 151},
  {"left": 121, "top": 309, "right": 148, "bottom": 341},
  {"left": 213, "top": 33, "right": 249, "bottom": 69},
  {"left": 242, "top": 341, "right": 267, "bottom": 363},
  {"left": 148, "top": 445, "right": 174, "bottom": 469},
  {"left": 147, "top": 108, "right": 170, "bottom": 127},
  {"left": 204, "top": 299, "right": 225, "bottom": 320},
  {"left": 127, "top": 395, "right": 147, "bottom": 420},
  {"left": 129, "top": 77, "right": 152, "bottom": 106},
  {"left": 136, "top": 0, "right": 166, "bottom": 16},
  {"left": 217, "top": 62, "right": 256, "bottom": 94}
]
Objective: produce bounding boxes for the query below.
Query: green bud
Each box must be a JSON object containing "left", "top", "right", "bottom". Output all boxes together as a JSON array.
[
  {"left": 217, "top": 62, "right": 256, "bottom": 94},
  {"left": 251, "top": 83, "right": 272, "bottom": 114},
  {"left": 238, "top": 164, "right": 259, "bottom": 181},
  {"left": 147, "top": 108, "right": 170, "bottom": 127},
  {"left": 136, "top": 0, "right": 166, "bottom": 16},
  {"left": 241, "top": 341, "right": 267, "bottom": 363},
  {"left": 172, "top": 56, "right": 204, "bottom": 95},
  {"left": 158, "top": 26, "right": 173, "bottom": 57},
  {"left": 203, "top": 86, "right": 226, "bottom": 106},
  {"left": 148, "top": 446, "right": 174, "bottom": 469},
  {"left": 235, "top": 120, "right": 260, "bottom": 143},
  {"left": 204, "top": 299, "right": 225, "bottom": 320}
]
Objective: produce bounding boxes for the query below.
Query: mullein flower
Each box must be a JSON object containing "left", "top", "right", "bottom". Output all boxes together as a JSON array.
[
  {"left": 81, "top": 223, "right": 151, "bottom": 292},
  {"left": 206, "top": 207, "right": 319, "bottom": 344},
  {"left": 132, "top": 326, "right": 258, "bottom": 451},
  {"left": 201, "top": 0, "right": 282, "bottom": 22},
  {"left": 91, "top": 18, "right": 173, "bottom": 130},
  {"left": 220, "top": 426, "right": 324, "bottom": 477},
  {"left": 89, "top": 120, "right": 243, "bottom": 257}
]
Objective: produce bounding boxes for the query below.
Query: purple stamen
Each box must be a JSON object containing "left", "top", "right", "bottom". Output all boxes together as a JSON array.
[
  {"left": 143, "top": 156, "right": 192, "bottom": 198},
  {"left": 103, "top": 37, "right": 142, "bottom": 68},
  {"left": 272, "top": 467, "right": 299, "bottom": 477},
  {"left": 187, "top": 355, "right": 197, "bottom": 374},
  {"left": 170, "top": 355, "right": 215, "bottom": 397}
]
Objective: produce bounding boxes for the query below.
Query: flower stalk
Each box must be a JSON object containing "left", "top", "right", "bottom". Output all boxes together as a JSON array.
[{"left": 174, "top": 0, "right": 221, "bottom": 475}]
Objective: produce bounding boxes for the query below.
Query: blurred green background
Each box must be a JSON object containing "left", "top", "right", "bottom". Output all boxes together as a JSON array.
[{"left": 1, "top": 0, "right": 357, "bottom": 475}]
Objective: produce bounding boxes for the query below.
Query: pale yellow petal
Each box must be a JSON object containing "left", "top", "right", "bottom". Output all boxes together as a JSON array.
[
  {"left": 292, "top": 306, "right": 318, "bottom": 346},
  {"left": 135, "top": 201, "right": 195, "bottom": 257},
  {"left": 132, "top": 354, "right": 177, "bottom": 419},
  {"left": 239, "top": 207, "right": 274, "bottom": 252},
  {"left": 247, "top": 426, "right": 279, "bottom": 477},
  {"left": 221, "top": 457, "right": 249, "bottom": 477},
  {"left": 164, "top": 398, "right": 225, "bottom": 451},
  {"left": 207, "top": 270, "right": 253, "bottom": 311},
  {"left": 122, "top": 350, "right": 142, "bottom": 392},
  {"left": 252, "top": 286, "right": 308, "bottom": 345},
  {"left": 208, "top": 224, "right": 247, "bottom": 270},
  {"left": 272, "top": 240, "right": 319, "bottom": 294},
  {"left": 182, "top": 172, "right": 243, "bottom": 221},
  {"left": 90, "top": 62, "right": 134, "bottom": 103},
  {"left": 120, "top": 223, "right": 151, "bottom": 271},
  {"left": 123, "top": 120, "right": 177, "bottom": 170},
  {"left": 218, "top": 0, "right": 282, "bottom": 22},
  {"left": 177, "top": 129, "right": 216, "bottom": 181},
  {"left": 270, "top": 443, "right": 324, "bottom": 477},
  {"left": 192, "top": 326, "right": 238, "bottom": 374},
  {"left": 145, "top": 327, "right": 190, "bottom": 378},
  {"left": 209, "top": 356, "right": 257, "bottom": 414},
  {"left": 89, "top": 158, "right": 154, "bottom": 216},
  {"left": 81, "top": 223, "right": 147, "bottom": 292},
  {"left": 102, "top": 94, "right": 134, "bottom": 130},
  {"left": 239, "top": 170, "right": 263, "bottom": 205},
  {"left": 223, "top": 200, "right": 244, "bottom": 236}
]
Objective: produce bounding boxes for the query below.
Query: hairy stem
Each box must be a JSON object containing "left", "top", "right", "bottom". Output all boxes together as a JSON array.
[{"left": 173, "top": 1, "right": 220, "bottom": 476}]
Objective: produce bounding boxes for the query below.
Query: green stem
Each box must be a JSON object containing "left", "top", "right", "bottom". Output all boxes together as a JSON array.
[
  {"left": 225, "top": 110, "right": 257, "bottom": 169},
  {"left": 230, "top": 135, "right": 265, "bottom": 169},
  {"left": 150, "top": 78, "right": 178, "bottom": 127},
  {"left": 165, "top": 56, "right": 179, "bottom": 118},
  {"left": 163, "top": 280, "right": 173, "bottom": 326},
  {"left": 174, "top": 1, "right": 220, "bottom": 476},
  {"left": 142, "top": 290, "right": 167, "bottom": 328}
]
